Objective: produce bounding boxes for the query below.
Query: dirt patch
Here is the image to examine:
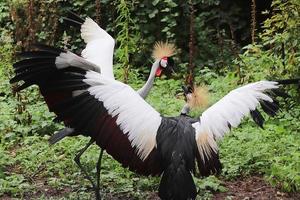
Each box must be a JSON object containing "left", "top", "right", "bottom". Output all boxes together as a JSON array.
[
  {"left": 213, "top": 176, "right": 300, "bottom": 200},
  {"left": 25, "top": 179, "right": 73, "bottom": 199},
  {"left": 2, "top": 176, "right": 299, "bottom": 199},
  {"left": 0, "top": 179, "right": 72, "bottom": 200}
]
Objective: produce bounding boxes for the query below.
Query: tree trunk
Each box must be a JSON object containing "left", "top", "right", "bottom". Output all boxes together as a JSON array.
[
  {"left": 251, "top": 0, "right": 256, "bottom": 44},
  {"left": 95, "top": 0, "right": 101, "bottom": 25},
  {"left": 186, "top": 0, "right": 195, "bottom": 86}
]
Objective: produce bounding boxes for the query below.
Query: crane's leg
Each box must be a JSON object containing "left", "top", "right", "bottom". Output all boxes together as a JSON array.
[
  {"left": 74, "top": 138, "right": 101, "bottom": 200},
  {"left": 96, "top": 149, "right": 104, "bottom": 194}
]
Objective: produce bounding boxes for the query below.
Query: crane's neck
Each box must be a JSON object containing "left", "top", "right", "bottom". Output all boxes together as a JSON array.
[{"left": 137, "top": 60, "right": 160, "bottom": 99}]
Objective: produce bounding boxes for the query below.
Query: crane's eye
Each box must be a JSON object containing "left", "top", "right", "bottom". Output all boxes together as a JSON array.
[{"left": 160, "top": 58, "right": 168, "bottom": 68}]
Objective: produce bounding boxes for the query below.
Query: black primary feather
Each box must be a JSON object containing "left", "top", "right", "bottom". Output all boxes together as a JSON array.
[
  {"left": 10, "top": 68, "right": 56, "bottom": 84},
  {"left": 15, "top": 63, "right": 55, "bottom": 73},
  {"left": 260, "top": 100, "right": 278, "bottom": 117},
  {"left": 13, "top": 58, "right": 56, "bottom": 70},
  {"left": 250, "top": 109, "right": 265, "bottom": 128},
  {"left": 276, "top": 78, "right": 300, "bottom": 85},
  {"left": 18, "top": 51, "right": 58, "bottom": 59},
  {"left": 62, "top": 11, "right": 85, "bottom": 29},
  {"left": 271, "top": 88, "right": 290, "bottom": 98},
  {"left": 10, "top": 46, "right": 64, "bottom": 88},
  {"left": 14, "top": 64, "right": 55, "bottom": 77}
]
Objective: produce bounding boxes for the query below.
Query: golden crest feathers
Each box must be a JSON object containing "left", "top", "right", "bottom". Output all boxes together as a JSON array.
[
  {"left": 152, "top": 41, "right": 176, "bottom": 60},
  {"left": 187, "top": 86, "right": 209, "bottom": 109}
]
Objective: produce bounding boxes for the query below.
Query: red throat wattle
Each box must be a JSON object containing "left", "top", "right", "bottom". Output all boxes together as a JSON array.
[
  {"left": 155, "top": 67, "right": 163, "bottom": 77},
  {"left": 155, "top": 57, "right": 167, "bottom": 77}
]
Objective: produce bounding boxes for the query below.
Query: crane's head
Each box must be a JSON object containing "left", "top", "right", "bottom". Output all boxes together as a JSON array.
[
  {"left": 181, "top": 85, "right": 209, "bottom": 109},
  {"left": 152, "top": 41, "right": 176, "bottom": 77},
  {"left": 156, "top": 56, "right": 175, "bottom": 77}
]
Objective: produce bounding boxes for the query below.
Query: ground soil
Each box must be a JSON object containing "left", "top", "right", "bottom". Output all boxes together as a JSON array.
[
  {"left": 213, "top": 176, "right": 300, "bottom": 200},
  {"left": 1, "top": 176, "right": 300, "bottom": 199}
]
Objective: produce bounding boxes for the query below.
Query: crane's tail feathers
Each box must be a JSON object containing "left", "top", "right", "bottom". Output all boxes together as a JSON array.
[
  {"left": 195, "top": 132, "right": 222, "bottom": 176},
  {"left": 62, "top": 11, "right": 85, "bottom": 28},
  {"left": 49, "top": 127, "right": 75, "bottom": 145},
  {"left": 196, "top": 148, "right": 222, "bottom": 177},
  {"left": 159, "top": 162, "right": 197, "bottom": 200}
]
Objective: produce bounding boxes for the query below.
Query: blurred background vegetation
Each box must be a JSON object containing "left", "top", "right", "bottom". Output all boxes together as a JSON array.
[{"left": 0, "top": 0, "right": 300, "bottom": 199}]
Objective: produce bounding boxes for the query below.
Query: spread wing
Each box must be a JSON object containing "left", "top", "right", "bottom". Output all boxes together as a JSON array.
[
  {"left": 192, "top": 81, "right": 288, "bottom": 172},
  {"left": 80, "top": 18, "right": 115, "bottom": 79},
  {"left": 64, "top": 12, "right": 115, "bottom": 79},
  {"left": 11, "top": 45, "right": 162, "bottom": 176}
]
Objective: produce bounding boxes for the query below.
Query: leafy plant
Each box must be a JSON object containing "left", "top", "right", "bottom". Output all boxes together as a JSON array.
[
  {"left": 234, "top": 0, "right": 300, "bottom": 82},
  {"left": 114, "top": 0, "right": 140, "bottom": 82}
]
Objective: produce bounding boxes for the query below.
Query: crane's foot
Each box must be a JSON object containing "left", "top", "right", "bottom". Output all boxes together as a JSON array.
[{"left": 74, "top": 138, "right": 101, "bottom": 200}]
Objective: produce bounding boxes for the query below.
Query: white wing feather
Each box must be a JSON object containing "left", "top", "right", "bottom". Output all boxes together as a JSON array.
[
  {"left": 84, "top": 71, "right": 162, "bottom": 160},
  {"left": 192, "top": 81, "right": 279, "bottom": 160},
  {"left": 81, "top": 18, "right": 115, "bottom": 79}
]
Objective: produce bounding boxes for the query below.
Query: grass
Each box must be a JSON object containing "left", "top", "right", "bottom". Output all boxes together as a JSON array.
[{"left": 220, "top": 112, "right": 300, "bottom": 191}]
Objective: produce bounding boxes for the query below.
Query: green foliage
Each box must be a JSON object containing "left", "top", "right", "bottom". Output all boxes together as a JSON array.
[
  {"left": 195, "top": 176, "right": 227, "bottom": 200},
  {"left": 0, "top": 1, "right": 13, "bottom": 41},
  {"left": 235, "top": 0, "right": 300, "bottom": 81},
  {"left": 152, "top": 0, "right": 178, "bottom": 40},
  {"left": 1, "top": 72, "right": 59, "bottom": 146},
  {"left": 193, "top": 0, "right": 236, "bottom": 69},
  {"left": 115, "top": 0, "right": 140, "bottom": 82},
  {"left": 3, "top": 0, "right": 249, "bottom": 77},
  {"left": 220, "top": 109, "right": 300, "bottom": 192}
]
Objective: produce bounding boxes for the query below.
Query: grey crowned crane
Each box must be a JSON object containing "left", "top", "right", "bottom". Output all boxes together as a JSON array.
[
  {"left": 10, "top": 41, "right": 175, "bottom": 199},
  {"left": 37, "top": 12, "right": 176, "bottom": 198},
  {"left": 11, "top": 13, "right": 176, "bottom": 198},
  {"left": 10, "top": 42, "right": 300, "bottom": 199}
]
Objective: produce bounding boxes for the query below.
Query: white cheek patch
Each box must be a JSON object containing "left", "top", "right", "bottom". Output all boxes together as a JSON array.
[{"left": 160, "top": 59, "right": 167, "bottom": 68}]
